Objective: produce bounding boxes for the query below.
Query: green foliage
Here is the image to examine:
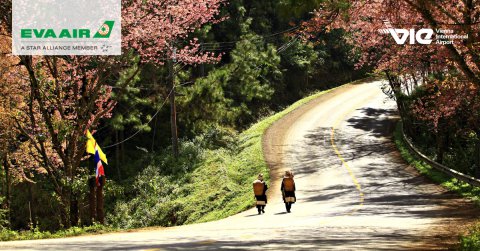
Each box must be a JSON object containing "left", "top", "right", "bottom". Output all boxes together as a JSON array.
[
  {"left": 0, "top": 196, "right": 8, "bottom": 230},
  {"left": 281, "top": 40, "right": 321, "bottom": 72},
  {"left": 108, "top": 131, "right": 245, "bottom": 228},
  {"left": 399, "top": 83, "right": 478, "bottom": 177},
  {"left": 393, "top": 123, "right": 480, "bottom": 205},
  {"left": 178, "top": 21, "right": 282, "bottom": 133},
  {"left": 278, "top": 0, "right": 323, "bottom": 19},
  {"left": 109, "top": 56, "right": 152, "bottom": 132},
  {"left": 460, "top": 223, "right": 480, "bottom": 250}
]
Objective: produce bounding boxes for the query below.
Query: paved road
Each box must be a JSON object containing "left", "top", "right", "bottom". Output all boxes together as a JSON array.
[{"left": 2, "top": 80, "right": 478, "bottom": 250}]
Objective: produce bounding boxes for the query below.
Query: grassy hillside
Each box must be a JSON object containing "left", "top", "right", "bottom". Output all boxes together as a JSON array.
[
  {"left": 0, "top": 84, "right": 340, "bottom": 241},
  {"left": 109, "top": 86, "right": 339, "bottom": 228}
]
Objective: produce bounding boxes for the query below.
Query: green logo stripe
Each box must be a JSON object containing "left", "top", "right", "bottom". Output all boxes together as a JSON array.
[{"left": 93, "top": 21, "right": 115, "bottom": 38}]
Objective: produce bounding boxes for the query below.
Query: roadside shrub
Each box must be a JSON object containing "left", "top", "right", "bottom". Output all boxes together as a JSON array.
[
  {"left": 0, "top": 196, "right": 8, "bottom": 230},
  {"left": 0, "top": 223, "right": 112, "bottom": 241},
  {"left": 460, "top": 223, "right": 480, "bottom": 250}
]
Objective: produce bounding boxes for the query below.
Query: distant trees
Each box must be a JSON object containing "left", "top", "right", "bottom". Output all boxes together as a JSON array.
[{"left": 178, "top": 20, "right": 282, "bottom": 132}]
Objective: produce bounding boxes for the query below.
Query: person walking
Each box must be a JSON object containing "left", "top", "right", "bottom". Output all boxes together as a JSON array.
[
  {"left": 253, "top": 174, "right": 268, "bottom": 214},
  {"left": 281, "top": 170, "right": 296, "bottom": 213}
]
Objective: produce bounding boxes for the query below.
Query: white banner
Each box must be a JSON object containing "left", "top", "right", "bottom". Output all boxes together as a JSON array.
[{"left": 12, "top": 0, "right": 121, "bottom": 55}]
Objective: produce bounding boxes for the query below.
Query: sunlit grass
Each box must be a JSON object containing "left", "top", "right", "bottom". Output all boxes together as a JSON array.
[{"left": 0, "top": 223, "right": 114, "bottom": 242}]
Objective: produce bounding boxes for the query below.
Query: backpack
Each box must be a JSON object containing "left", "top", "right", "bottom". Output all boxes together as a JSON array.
[
  {"left": 253, "top": 182, "right": 264, "bottom": 196},
  {"left": 283, "top": 178, "right": 294, "bottom": 192}
]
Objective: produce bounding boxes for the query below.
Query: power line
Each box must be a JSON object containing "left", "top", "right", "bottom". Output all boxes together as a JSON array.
[
  {"left": 102, "top": 80, "right": 195, "bottom": 149},
  {"left": 103, "top": 87, "right": 174, "bottom": 149},
  {"left": 199, "top": 26, "right": 300, "bottom": 53},
  {"left": 201, "top": 25, "right": 300, "bottom": 46},
  {"left": 251, "top": 34, "right": 299, "bottom": 83}
]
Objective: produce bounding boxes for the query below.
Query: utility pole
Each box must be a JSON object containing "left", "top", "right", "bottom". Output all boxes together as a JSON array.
[{"left": 169, "top": 48, "right": 179, "bottom": 158}]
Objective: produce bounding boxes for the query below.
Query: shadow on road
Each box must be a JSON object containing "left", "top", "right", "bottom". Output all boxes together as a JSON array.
[
  {"left": 346, "top": 107, "right": 397, "bottom": 138},
  {"left": 25, "top": 228, "right": 439, "bottom": 250},
  {"left": 279, "top": 105, "right": 480, "bottom": 248}
]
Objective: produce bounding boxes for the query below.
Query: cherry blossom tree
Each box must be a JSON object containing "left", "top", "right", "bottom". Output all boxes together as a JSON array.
[
  {"left": 122, "top": 0, "right": 225, "bottom": 157},
  {"left": 0, "top": 0, "right": 227, "bottom": 227},
  {"left": 2, "top": 53, "right": 120, "bottom": 227},
  {"left": 122, "top": 0, "right": 224, "bottom": 65},
  {"left": 303, "top": 0, "right": 479, "bottom": 85}
]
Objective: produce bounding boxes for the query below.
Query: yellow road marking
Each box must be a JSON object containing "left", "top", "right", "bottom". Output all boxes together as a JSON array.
[
  {"left": 141, "top": 239, "right": 216, "bottom": 250},
  {"left": 318, "top": 87, "right": 380, "bottom": 224},
  {"left": 240, "top": 234, "right": 255, "bottom": 239},
  {"left": 331, "top": 112, "right": 365, "bottom": 213},
  {"left": 196, "top": 239, "right": 217, "bottom": 245}
]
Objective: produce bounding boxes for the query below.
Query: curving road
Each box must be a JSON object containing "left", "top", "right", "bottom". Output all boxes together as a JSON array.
[{"left": 2, "top": 80, "right": 478, "bottom": 250}]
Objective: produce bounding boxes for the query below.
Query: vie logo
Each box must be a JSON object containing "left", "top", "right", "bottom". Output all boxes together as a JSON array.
[
  {"left": 21, "top": 21, "right": 115, "bottom": 39},
  {"left": 379, "top": 20, "right": 433, "bottom": 45}
]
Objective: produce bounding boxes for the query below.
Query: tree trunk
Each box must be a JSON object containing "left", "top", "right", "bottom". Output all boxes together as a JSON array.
[
  {"left": 60, "top": 195, "right": 71, "bottom": 229},
  {"left": 385, "top": 71, "right": 410, "bottom": 134},
  {"left": 200, "top": 43, "right": 205, "bottom": 77},
  {"left": 95, "top": 176, "right": 105, "bottom": 224},
  {"left": 475, "top": 139, "right": 480, "bottom": 178},
  {"left": 28, "top": 182, "right": 36, "bottom": 229},
  {"left": 88, "top": 177, "right": 96, "bottom": 225},
  {"left": 169, "top": 59, "right": 179, "bottom": 158},
  {"left": 436, "top": 131, "right": 445, "bottom": 164},
  {"left": 2, "top": 157, "right": 10, "bottom": 225},
  {"left": 69, "top": 194, "right": 79, "bottom": 227},
  {"left": 115, "top": 131, "right": 121, "bottom": 180},
  {"left": 120, "top": 131, "right": 125, "bottom": 163}
]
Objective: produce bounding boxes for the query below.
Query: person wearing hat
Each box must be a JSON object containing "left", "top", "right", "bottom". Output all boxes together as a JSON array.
[
  {"left": 253, "top": 174, "right": 268, "bottom": 214},
  {"left": 281, "top": 170, "right": 296, "bottom": 213}
]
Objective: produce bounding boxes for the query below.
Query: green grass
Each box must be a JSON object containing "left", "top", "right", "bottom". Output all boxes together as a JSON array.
[
  {"left": 0, "top": 224, "right": 114, "bottom": 242},
  {"left": 393, "top": 122, "right": 480, "bottom": 250},
  {"left": 460, "top": 223, "right": 480, "bottom": 251}
]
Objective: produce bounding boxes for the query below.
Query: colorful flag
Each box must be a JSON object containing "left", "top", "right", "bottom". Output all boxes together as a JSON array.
[
  {"left": 94, "top": 149, "right": 105, "bottom": 186},
  {"left": 86, "top": 130, "right": 107, "bottom": 186},
  {"left": 86, "top": 130, "right": 108, "bottom": 164}
]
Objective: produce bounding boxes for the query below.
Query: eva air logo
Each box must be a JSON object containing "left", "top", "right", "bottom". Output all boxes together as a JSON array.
[
  {"left": 21, "top": 21, "right": 115, "bottom": 39},
  {"left": 94, "top": 21, "right": 114, "bottom": 38},
  {"left": 378, "top": 20, "right": 433, "bottom": 45}
]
